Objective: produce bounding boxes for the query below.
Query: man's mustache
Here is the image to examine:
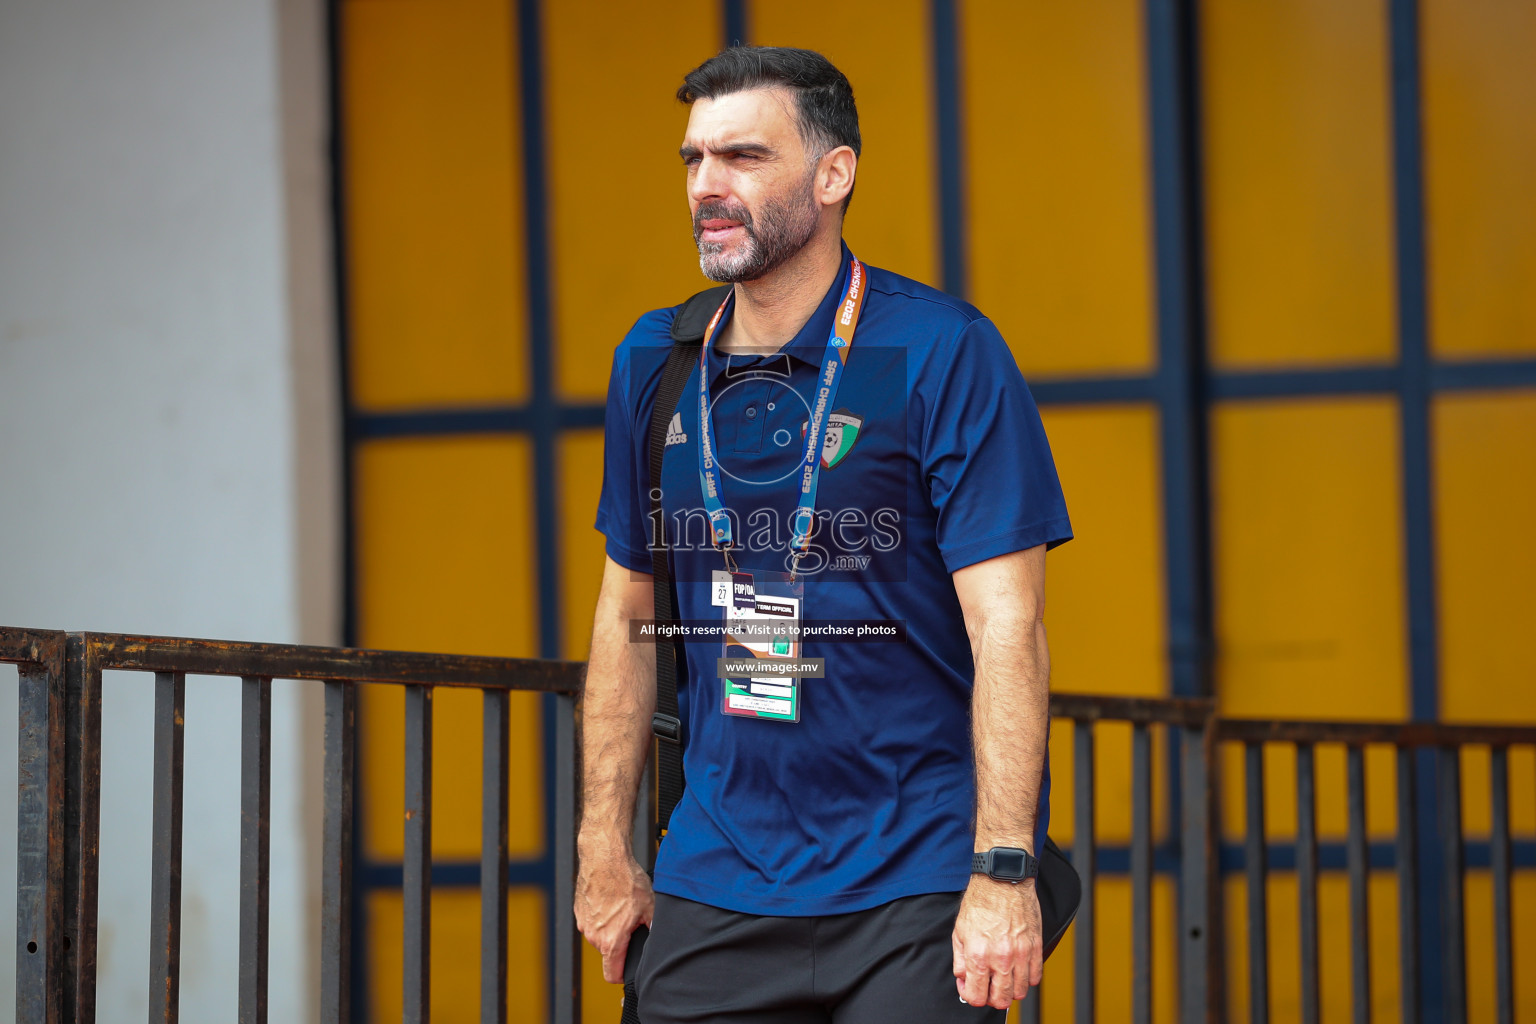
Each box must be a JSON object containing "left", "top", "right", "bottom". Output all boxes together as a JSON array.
[{"left": 693, "top": 202, "right": 755, "bottom": 239}]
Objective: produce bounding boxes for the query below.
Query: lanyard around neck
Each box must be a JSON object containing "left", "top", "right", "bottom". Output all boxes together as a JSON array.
[{"left": 694, "top": 254, "right": 868, "bottom": 574}]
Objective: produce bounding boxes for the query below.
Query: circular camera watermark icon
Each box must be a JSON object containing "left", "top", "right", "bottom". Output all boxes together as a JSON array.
[{"left": 708, "top": 375, "right": 811, "bottom": 486}]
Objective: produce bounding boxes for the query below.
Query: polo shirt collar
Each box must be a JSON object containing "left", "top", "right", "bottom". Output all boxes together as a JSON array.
[{"left": 709, "top": 241, "right": 856, "bottom": 378}]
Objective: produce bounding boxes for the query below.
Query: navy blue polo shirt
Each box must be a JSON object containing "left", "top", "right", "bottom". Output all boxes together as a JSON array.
[{"left": 596, "top": 246, "right": 1072, "bottom": 916}]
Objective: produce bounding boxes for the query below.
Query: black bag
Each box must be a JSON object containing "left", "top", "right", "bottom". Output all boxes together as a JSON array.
[{"left": 618, "top": 287, "right": 1080, "bottom": 1021}]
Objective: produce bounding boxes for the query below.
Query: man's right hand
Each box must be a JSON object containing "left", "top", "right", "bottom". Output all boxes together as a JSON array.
[{"left": 575, "top": 839, "right": 655, "bottom": 983}]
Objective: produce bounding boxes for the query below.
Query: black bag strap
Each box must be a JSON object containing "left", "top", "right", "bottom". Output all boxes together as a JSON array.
[
  {"left": 622, "top": 286, "right": 726, "bottom": 1024},
  {"left": 648, "top": 285, "right": 730, "bottom": 841}
]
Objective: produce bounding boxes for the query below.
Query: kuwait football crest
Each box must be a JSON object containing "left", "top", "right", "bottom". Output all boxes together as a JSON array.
[{"left": 802, "top": 409, "right": 864, "bottom": 469}]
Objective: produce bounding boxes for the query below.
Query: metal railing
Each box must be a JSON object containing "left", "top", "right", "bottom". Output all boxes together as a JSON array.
[
  {"left": 1213, "top": 718, "right": 1536, "bottom": 1024},
  {"left": 1, "top": 627, "right": 584, "bottom": 1024},
  {"left": 5, "top": 625, "right": 1531, "bottom": 1024}
]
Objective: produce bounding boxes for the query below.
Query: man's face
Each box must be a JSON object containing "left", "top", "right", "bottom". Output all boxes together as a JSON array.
[{"left": 681, "top": 87, "right": 822, "bottom": 283}]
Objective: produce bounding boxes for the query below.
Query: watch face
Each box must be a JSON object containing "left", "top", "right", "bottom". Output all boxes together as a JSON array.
[{"left": 991, "top": 849, "right": 1028, "bottom": 880}]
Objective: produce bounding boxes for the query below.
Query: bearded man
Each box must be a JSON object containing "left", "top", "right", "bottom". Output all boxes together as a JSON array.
[{"left": 576, "top": 46, "right": 1075, "bottom": 1022}]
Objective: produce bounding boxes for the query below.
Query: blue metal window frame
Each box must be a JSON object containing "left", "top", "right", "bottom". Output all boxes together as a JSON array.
[{"left": 327, "top": 0, "right": 1536, "bottom": 1017}]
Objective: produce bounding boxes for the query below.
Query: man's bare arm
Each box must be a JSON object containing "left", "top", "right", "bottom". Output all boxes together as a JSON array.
[
  {"left": 962, "top": 545, "right": 1049, "bottom": 853},
  {"left": 580, "top": 555, "right": 657, "bottom": 845},
  {"left": 575, "top": 555, "right": 657, "bottom": 983},
  {"left": 949, "top": 544, "right": 1052, "bottom": 1010}
]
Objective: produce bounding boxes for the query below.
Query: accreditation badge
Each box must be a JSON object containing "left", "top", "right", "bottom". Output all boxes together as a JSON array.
[{"left": 715, "top": 571, "right": 804, "bottom": 723}]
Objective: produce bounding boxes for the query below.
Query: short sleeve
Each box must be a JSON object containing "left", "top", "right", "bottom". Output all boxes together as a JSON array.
[
  {"left": 921, "top": 317, "right": 1073, "bottom": 572},
  {"left": 594, "top": 345, "right": 654, "bottom": 573}
]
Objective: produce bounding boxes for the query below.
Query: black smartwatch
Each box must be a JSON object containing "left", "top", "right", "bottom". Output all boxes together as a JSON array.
[{"left": 971, "top": 846, "right": 1038, "bottom": 884}]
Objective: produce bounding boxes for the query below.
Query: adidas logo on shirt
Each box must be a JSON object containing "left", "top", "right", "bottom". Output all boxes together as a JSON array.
[{"left": 665, "top": 412, "right": 687, "bottom": 447}]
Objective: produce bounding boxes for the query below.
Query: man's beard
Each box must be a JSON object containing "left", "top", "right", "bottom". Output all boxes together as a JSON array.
[{"left": 693, "top": 177, "right": 820, "bottom": 283}]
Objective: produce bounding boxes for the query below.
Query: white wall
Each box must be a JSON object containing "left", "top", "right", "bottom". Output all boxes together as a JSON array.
[{"left": 0, "top": 0, "right": 337, "bottom": 1019}]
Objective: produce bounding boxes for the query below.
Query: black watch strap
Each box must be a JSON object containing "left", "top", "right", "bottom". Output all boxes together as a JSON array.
[{"left": 972, "top": 847, "right": 1039, "bottom": 883}]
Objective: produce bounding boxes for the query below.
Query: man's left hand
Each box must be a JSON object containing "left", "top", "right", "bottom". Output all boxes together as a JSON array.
[{"left": 952, "top": 875, "right": 1044, "bottom": 1009}]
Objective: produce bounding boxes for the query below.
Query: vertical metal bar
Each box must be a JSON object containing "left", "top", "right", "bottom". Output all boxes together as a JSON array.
[
  {"left": 1146, "top": 0, "right": 1214, "bottom": 707},
  {"left": 404, "top": 685, "right": 434, "bottom": 1024},
  {"left": 1072, "top": 720, "right": 1095, "bottom": 1024},
  {"left": 63, "top": 635, "right": 103, "bottom": 1024},
  {"left": 149, "top": 671, "right": 187, "bottom": 1024},
  {"left": 721, "top": 0, "right": 747, "bottom": 46},
  {"left": 1387, "top": 0, "right": 1448, "bottom": 1000},
  {"left": 1396, "top": 745, "right": 1420, "bottom": 1024},
  {"left": 238, "top": 677, "right": 272, "bottom": 1024},
  {"left": 1244, "top": 742, "right": 1269, "bottom": 1024},
  {"left": 932, "top": 0, "right": 968, "bottom": 299},
  {"left": 320, "top": 681, "right": 355, "bottom": 1024},
  {"left": 552, "top": 691, "right": 581, "bottom": 1024},
  {"left": 14, "top": 641, "right": 66, "bottom": 1024},
  {"left": 1296, "top": 743, "right": 1319, "bottom": 1024},
  {"left": 480, "top": 690, "right": 509, "bottom": 1024},
  {"left": 1346, "top": 745, "right": 1371, "bottom": 1024},
  {"left": 1490, "top": 746, "right": 1513, "bottom": 1024},
  {"left": 1439, "top": 746, "right": 1466, "bottom": 1024},
  {"left": 1131, "top": 724, "right": 1153, "bottom": 1024},
  {"left": 1178, "top": 724, "right": 1216, "bottom": 1024}
]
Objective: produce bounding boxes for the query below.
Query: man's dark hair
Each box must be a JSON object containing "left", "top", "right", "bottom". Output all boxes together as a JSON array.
[{"left": 678, "top": 46, "right": 860, "bottom": 207}]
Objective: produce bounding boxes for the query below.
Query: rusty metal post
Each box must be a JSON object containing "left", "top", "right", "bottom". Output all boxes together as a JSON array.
[
  {"left": 62, "top": 635, "right": 103, "bottom": 1024},
  {"left": 1296, "top": 744, "right": 1320, "bottom": 1024},
  {"left": 13, "top": 632, "right": 66, "bottom": 1024},
  {"left": 481, "top": 689, "right": 509, "bottom": 1024},
  {"left": 1243, "top": 741, "right": 1269, "bottom": 1024},
  {"left": 1178, "top": 723, "right": 1218, "bottom": 1024},
  {"left": 1073, "top": 719, "right": 1095, "bottom": 1024},
  {"left": 239, "top": 677, "right": 272, "bottom": 1024},
  {"left": 1131, "top": 724, "right": 1153, "bottom": 1024},
  {"left": 404, "top": 684, "right": 433, "bottom": 1024},
  {"left": 320, "top": 681, "right": 355, "bottom": 1024},
  {"left": 1490, "top": 746, "right": 1513, "bottom": 1024},
  {"left": 1396, "top": 745, "right": 1421, "bottom": 1024},
  {"left": 1346, "top": 745, "right": 1371, "bottom": 1024},
  {"left": 149, "top": 671, "right": 187, "bottom": 1024},
  {"left": 1439, "top": 746, "right": 1466, "bottom": 1024},
  {"left": 553, "top": 691, "right": 581, "bottom": 1024}
]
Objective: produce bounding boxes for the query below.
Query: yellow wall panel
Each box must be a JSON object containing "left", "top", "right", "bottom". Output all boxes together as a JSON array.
[
  {"left": 1200, "top": 0, "right": 1397, "bottom": 368},
  {"left": 1423, "top": 0, "right": 1536, "bottom": 359},
  {"left": 342, "top": 0, "right": 529, "bottom": 409},
  {"left": 755, "top": 0, "right": 938, "bottom": 288},
  {"left": 1434, "top": 391, "right": 1536, "bottom": 727},
  {"left": 356, "top": 436, "right": 538, "bottom": 656},
  {"left": 544, "top": 2, "right": 720, "bottom": 400},
  {"left": 368, "top": 887, "right": 547, "bottom": 1023},
  {"left": 963, "top": 0, "right": 1156, "bottom": 377},
  {"left": 560, "top": 430, "right": 607, "bottom": 660},
  {"left": 1213, "top": 399, "right": 1406, "bottom": 717},
  {"left": 1038, "top": 405, "right": 1167, "bottom": 699},
  {"left": 356, "top": 436, "right": 543, "bottom": 860}
]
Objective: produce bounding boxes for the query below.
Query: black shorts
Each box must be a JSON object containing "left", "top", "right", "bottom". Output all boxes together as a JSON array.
[{"left": 634, "top": 891, "right": 1008, "bottom": 1024}]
